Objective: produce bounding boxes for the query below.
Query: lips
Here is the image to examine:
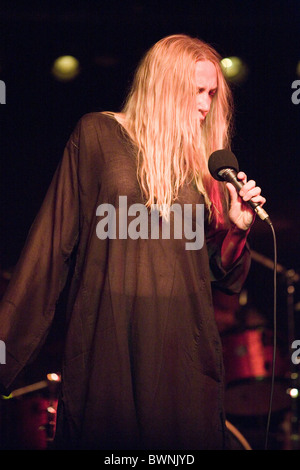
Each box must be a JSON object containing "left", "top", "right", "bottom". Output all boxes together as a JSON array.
[
  {"left": 198, "top": 111, "right": 207, "bottom": 121},
  {"left": 199, "top": 110, "right": 207, "bottom": 116}
]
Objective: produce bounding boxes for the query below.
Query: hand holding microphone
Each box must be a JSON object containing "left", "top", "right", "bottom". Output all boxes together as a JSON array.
[{"left": 208, "top": 149, "right": 271, "bottom": 228}]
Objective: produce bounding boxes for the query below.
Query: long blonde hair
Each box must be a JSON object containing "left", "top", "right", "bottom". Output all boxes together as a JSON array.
[{"left": 121, "top": 34, "right": 233, "bottom": 225}]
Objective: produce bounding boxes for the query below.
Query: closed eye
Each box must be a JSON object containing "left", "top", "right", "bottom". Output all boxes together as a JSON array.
[{"left": 197, "top": 87, "right": 217, "bottom": 96}]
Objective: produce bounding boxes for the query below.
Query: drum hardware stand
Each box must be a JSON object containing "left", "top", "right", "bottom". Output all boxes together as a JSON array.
[
  {"left": 251, "top": 250, "right": 300, "bottom": 449},
  {"left": 285, "top": 270, "right": 300, "bottom": 449},
  {"left": 45, "top": 373, "right": 61, "bottom": 444}
]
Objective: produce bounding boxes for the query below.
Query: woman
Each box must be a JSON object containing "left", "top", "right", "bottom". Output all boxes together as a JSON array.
[{"left": 0, "top": 34, "right": 265, "bottom": 450}]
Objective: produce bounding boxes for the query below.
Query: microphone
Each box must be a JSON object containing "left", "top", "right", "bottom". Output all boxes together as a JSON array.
[{"left": 208, "top": 149, "right": 271, "bottom": 225}]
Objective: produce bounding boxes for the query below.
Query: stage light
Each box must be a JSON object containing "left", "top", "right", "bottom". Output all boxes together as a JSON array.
[
  {"left": 288, "top": 388, "right": 299, "bottom": 398},
  {"left": 221, "top": 56, "right": 248, "bottom": 83},
  {"left": 296, "top": 60, "right": 300, "bottom": 77},
  {"left": 47, "top": 372, "right": 61, "bottom": 382},
  {"left": 287, "top": 386, "right": 299, "bottom": 398},
  {"left": 51, "top": 55, "right": 80, "bottom": 82},
  {"left": 239, "top": 289, "right": 248, "bottom": 306}
]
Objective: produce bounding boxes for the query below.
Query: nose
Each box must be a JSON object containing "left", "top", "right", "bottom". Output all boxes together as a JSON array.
[{"left": 197, "top": 93, "right": 211, "bottom": 113}]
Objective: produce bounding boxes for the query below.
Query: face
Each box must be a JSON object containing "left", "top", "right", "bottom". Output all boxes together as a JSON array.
[{"left": 195, "top": 60, "right": 218, "bottom": 123}]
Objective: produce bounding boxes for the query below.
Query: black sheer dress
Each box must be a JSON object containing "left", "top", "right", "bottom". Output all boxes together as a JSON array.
[{"left": 0, "top": 113, "right": 250, "bottom": 449}]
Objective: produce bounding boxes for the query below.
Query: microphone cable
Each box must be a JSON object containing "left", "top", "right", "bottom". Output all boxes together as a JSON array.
[
  {"left": 207, "top": 148, "right": 278, "bottom": 448},
  {"left": 264, "top": 220, "right": 277, "bottom": 450}
]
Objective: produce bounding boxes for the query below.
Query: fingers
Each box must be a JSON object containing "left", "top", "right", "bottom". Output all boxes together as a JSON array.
[
  {"left": 239, "top": 182, "right": 260, "bottom": 201},
  {"left": 227, "top": 172, "right": 266, "bottom": 207},
  {"left": 236, "top": 171, "right": 247, "bottom": 183},
  {"left": 226, "top": 182, "right": 238, "bottom": 200}
]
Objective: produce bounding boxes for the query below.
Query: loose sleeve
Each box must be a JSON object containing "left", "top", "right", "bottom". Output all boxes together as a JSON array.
[
  {"left": 206, "top": 221, "right": 251, "bottom": 295},
  {"left": 0, "top": 125, "right": 80, "bottom": 391}
]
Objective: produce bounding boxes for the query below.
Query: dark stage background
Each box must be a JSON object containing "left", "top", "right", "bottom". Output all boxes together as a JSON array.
[{"left": 0, "top": 0, "right": 300, "bottom": 450}]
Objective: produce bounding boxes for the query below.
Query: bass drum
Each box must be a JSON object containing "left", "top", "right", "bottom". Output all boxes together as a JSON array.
[
  {"left": 226, "top": 420, "right": 252, "bottom": 450},
  {"left": 0, "top": 374, "right": 60, "bottom": 450},
  {"left": 221, "top": 326, "right": 290, "bottom": 416}
]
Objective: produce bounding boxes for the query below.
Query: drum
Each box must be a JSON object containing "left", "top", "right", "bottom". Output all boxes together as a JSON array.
[
  {"left": 0, "top": 373, "right": 60, "bottom": 450},
  {"left": 1, "top": 395, "right": 50, "bottom": 449},
  {"left": 222, "top": 327, "right": 290, "bottom": 416},
  {"left": 226, "top": 420, "right": 252, "bottom": 450}
]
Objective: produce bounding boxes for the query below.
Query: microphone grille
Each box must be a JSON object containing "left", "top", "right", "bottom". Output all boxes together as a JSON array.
[{"left": 208, "top": 149, "right": 239, "bottom": 181}]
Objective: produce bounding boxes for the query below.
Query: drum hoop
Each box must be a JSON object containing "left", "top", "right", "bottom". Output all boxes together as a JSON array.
[
  {"left": 226, "top": 376, "right": 289, "bottom": 389},
  {"left": 226, "top": 420, "right": 252, "bottom": 450}
]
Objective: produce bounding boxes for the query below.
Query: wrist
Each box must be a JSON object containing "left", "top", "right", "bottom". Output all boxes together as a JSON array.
[{"left": 229, "top": 222, "right": 251, "bottom": 236}]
